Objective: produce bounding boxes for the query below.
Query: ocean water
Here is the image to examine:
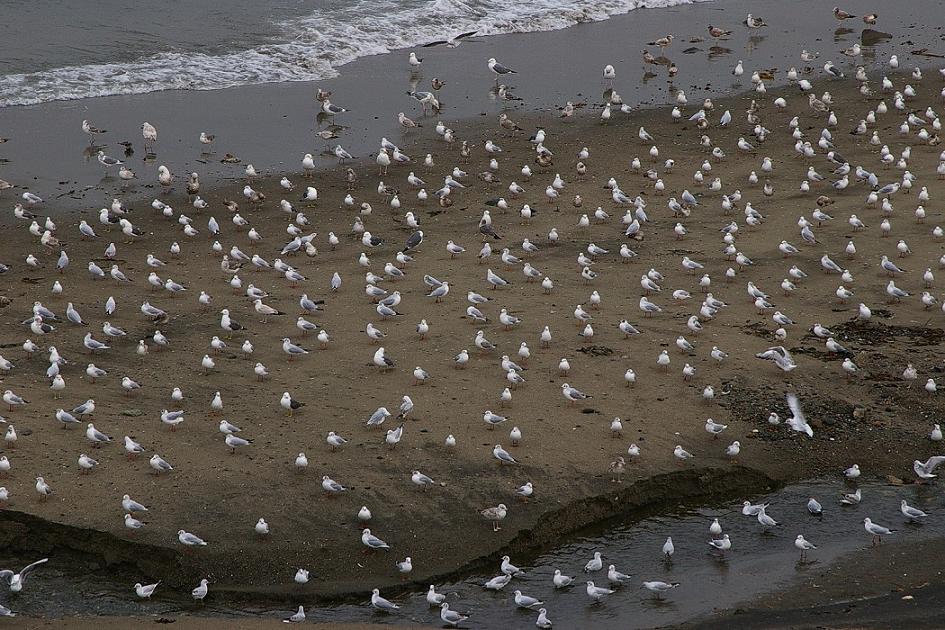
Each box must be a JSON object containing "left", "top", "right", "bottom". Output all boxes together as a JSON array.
[{"left": 0, "top": 0, "right": 705, "bottom": 107}]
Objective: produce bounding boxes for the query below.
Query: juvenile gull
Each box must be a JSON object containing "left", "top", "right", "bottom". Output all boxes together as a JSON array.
[{"left": 481, "top": 503, "right": 508, "bottom": 531}]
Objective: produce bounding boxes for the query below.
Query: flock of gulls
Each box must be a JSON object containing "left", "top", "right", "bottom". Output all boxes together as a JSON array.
[{"left": 1, "top": 3, "right": 945, "bottom": 626}]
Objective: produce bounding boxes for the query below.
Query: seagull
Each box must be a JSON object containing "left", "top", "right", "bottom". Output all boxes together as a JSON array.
[
  {"left": 56, "top": 409, "right": 80, "bottom": 427},
  {"left": 833, "top": 6, "right": 856, "bottom": 19},
  {"left": 913, "top": 456, "right": 945, "bottom": 480},
  {"left": 708, "top": 534, "right": 732, "bottom": 554},
  {"left": 178, "top": 530, "right": 206, "bottom": 546},
  {"left": 134, "top": 581, "right": 160, "bottom": 599},
  {"left": 487, "top": 58, "right": 517, "bottom": 82},
  {"left": 674, "top": 445, "right": 693, "bottom": 462},
  {"left": 781, "top": 393, "right": 814, "bottom": 437},
  {"left": 705, "top": 419, "right": 728, "bottom": 438},
  {"left": 85, "top": 423, "right": 111, "bottom": 446},
  {"left": 795, "top": 535, "right": 817, "bottom": 561},
  {"left": 321, "top": 99, "right": 347, "bottom": 116},
  {"left": 824, "top": 61, "right": 844, "bottom": 79},
  {"left": 807, "top": 497, "right": 823, "bottom": 515},
  {"left": 481, "top": 503, "right": 508, "bottom": 531},
  {"left": 493, "top": 444, "right": 517, "bottom": 465},
  {"left": 225, "top": 433, "right": 251, "bottom": 453},
  {"left": 0, "top": 558, "right": 48, "bottom": 592},
  {"left": 82, "top": 119, "right": 106, "bottom": 143},
  {"left": 863, "top": 517, "right": 896, "bottom": 545},
  {"left": 584, "top": 551, "right": 604, "bottom": 572},
  {"left": 403, "top": 230, "right": 423, "bottom": 253},
  {"left": 322, "top": 475, "right": 347, "bottom": 494},
  {"left": 744, "top": 13, "right": 767, "bottom": 28},
  {"left": 2, "top": 391, "right": 28, "bottom": 411},
  {"left": 160, "top": 409, "right": 184, "bottom": 430},
  {"left": 586, "top": 581, "right": 614, "bottom": 602},
  {"left": 642, "top": 581, "right": 680, "bottom": 599},
  {"left": 661, "top": 537, "right": 675, "bottom": 560},
  {"left": 282, "top": 338, "right": 309, "bottom": 360},
  {"left": 192, "top": 578, "right": 209, "bottom": 602},
  {"left": 361, "top": 528, "right": 389, "bottom": 550},
  {"left": 440, "top": 603, "right": 468, "bottom": 627},
  {"left": 424, "top": 31, "right": 478, "bottom": 48},
  {"left": 373, "top": 347, "right": 395, "bottom": 369},
  {"left": 151, "top": 454, "right": 174, "bottom": 474},
  {"left": 284, "top": 606, "right": 306, "bottom": 623},
  {"left": 561, "top": 383, "right": 590, "bottom": 403},
  {"left": 756, "top": 346, "right": 797, "bottom": 372},
  {"left": 607, "top": 564, "right": 632, "bottom": 585},
  {"left": 900, "top": 500, "right": 928, "bottom": 521},
  {"left": 841, "top": 489, "right": 862, "bottom": 505},
  {"left": 484, "top": 574, "right": 512, "bottom": 590},
  {"left": 281, "top": 392, "right": 305, "bottom": 416}
]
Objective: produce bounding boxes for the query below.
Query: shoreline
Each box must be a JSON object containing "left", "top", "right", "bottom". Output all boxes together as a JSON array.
[
  {"left": 2, "top": 0, "right": 945, "bottom": 626},
  {"left": 1, "top": 0, "right": 943, "bottom": 212}
]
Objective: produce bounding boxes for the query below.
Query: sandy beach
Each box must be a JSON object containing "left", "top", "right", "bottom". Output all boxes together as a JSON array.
[{"left": 2, "top": 0, "right": 945, "bottom": 626}]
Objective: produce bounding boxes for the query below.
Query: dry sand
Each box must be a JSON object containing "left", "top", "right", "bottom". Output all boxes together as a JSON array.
[{"left": 2, "top": 67, "right": 945, "bottom": 614}]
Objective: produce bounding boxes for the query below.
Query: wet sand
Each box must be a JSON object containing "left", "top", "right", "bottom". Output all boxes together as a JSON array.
[
  {"left": 686, "top": 535, "right": 945, "bottom": 629},
  {"left": 1, "top": 0, "right": 944, "bottom": 209},
  {"left": 26, "top": 620, "right": 409, "bottom": 630},
  {"left": 2, "top": 0, "right": 945, "bottom": 626}
]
